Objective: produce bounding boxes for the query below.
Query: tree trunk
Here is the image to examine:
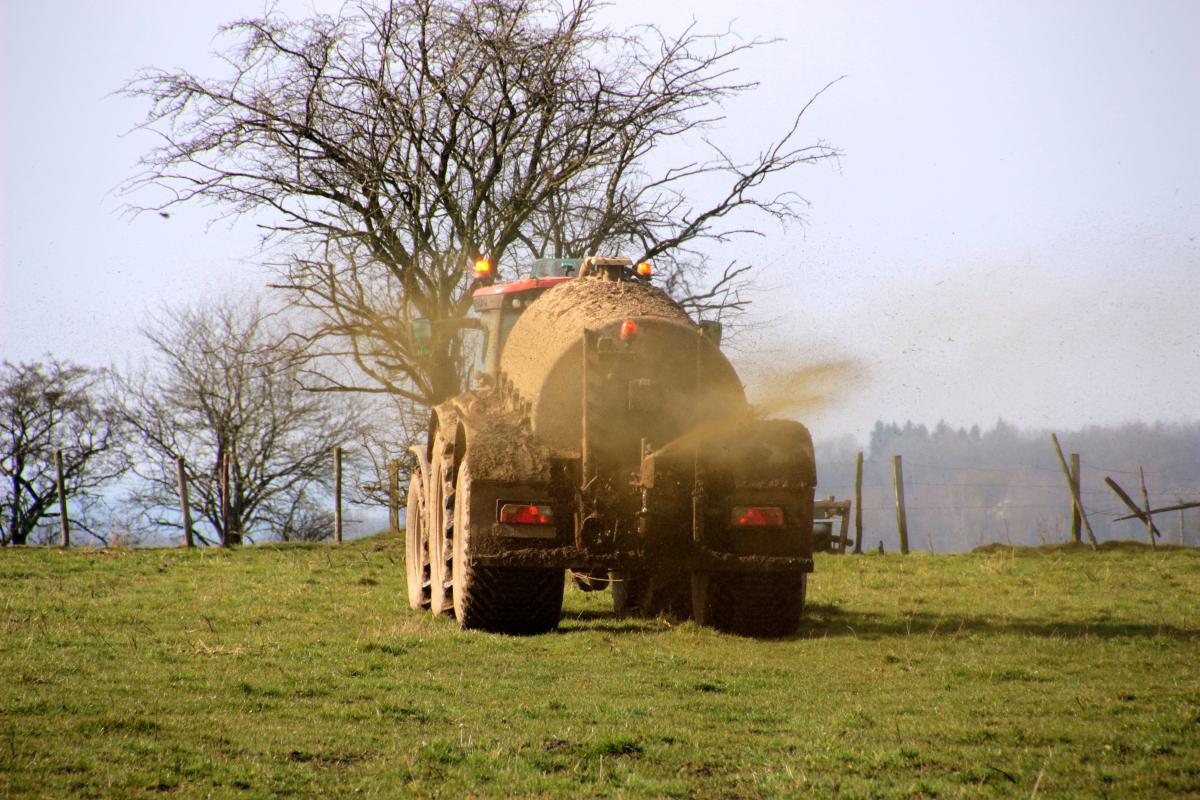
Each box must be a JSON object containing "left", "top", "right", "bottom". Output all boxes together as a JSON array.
[
  {"left": 228, "top": 440, "right": 243, "bottom": 546},
  {"left": 424, "top": 322, "right": 466, "bottom": 406},
  {"left": 10, "top": 467, "right": 26, "bottom": 545}
]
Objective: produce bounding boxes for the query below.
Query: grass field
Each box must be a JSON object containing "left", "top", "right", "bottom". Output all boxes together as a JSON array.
[{"left": 1, "top": 537, "right": 1197, "bottom": 798}]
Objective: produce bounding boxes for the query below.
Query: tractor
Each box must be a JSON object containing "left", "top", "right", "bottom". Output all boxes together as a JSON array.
[{"left": 405, "top": 256, "right": 816, "bottom": 636}]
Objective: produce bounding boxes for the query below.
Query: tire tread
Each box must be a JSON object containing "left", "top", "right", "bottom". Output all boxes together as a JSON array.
[{"left": 707, "top": 572, "right": 806, "bottom": 637}]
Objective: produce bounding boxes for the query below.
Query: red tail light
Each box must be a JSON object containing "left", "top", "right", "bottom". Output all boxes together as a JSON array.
[
  {"left": 731, "top": 506, "right": 785, "bottom": 527},
  {"left": 620, "top": 319, "right": 638, "bottom": 341},
  {"left": 499, "top": 503, "right": 554, "bottom": 525}
]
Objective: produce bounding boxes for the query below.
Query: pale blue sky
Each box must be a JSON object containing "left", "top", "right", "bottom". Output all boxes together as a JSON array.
[{"left": 2, "top": 0, "right": 1197, "bottom": 441}]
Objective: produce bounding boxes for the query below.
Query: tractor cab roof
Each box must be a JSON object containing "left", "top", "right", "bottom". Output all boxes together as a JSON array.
[
  {"left": 472, "top": 275, "right": 573, "bottom": 311},
  {"left": 472, "top": 256, "right": 580, "bottom": 312}
]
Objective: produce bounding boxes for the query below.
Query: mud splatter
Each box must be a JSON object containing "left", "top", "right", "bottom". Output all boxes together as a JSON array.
[
  {"left": 747, "top": 359, "right": 864, "bottom": 419},
  {"left": 647, "top": 359, "right": 863, "bottom": 460}
]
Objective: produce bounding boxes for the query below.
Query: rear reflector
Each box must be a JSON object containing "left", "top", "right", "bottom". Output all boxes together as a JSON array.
[
  {"left": 499, "top": 503, "right": 555, "bottom": 525},
  {"left": 731, "top": 506, "right": 785, "bottom": 527}
]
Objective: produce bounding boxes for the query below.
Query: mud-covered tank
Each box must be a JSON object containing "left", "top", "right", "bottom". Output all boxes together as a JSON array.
[
  {"left": 499, "top": 278, "right": 746, "bottom": 460},
  {"left": 405, "top": 260, "right": 817, "bottom": 637}
]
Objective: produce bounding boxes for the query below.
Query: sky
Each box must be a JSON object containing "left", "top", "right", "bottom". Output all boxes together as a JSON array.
[{"left": 2, "top": 0, "right": 1198, "bottom": 444}]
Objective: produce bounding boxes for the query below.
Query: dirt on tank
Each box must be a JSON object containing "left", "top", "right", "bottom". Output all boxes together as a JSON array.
[
  {"left": 500, "top": 278, "right": 692, "bottom": 399},
  {"left": 443, "top": 393, "right": 551, "bottom": 484}
]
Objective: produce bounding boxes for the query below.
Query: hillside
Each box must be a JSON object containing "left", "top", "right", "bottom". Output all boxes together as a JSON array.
[{"left": 2, "top": 537, "right": 1198, "bottom": 798}]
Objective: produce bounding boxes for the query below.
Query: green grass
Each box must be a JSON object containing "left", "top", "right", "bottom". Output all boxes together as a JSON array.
[{"left": 1, "top": 537, "right": 1197, "bottom": 798}]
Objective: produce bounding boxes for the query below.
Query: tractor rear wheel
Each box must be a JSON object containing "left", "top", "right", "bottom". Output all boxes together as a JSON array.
[
  {"left": 427, "top": 440, "right": 454, "bottom": 617},
  {"left": 404, "top": 466, "right": 430, "bottom": 610},
  {"left": 452, "top": 457, "right": 563, "bottom": 634},
  {"left": 705, "top": 572, "right": 806, "bottom": 638}
]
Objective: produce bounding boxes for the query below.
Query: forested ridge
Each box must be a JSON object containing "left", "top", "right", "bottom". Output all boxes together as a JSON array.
[{"left": 815, "top": 420, "right": 1200, "bottom": 551}]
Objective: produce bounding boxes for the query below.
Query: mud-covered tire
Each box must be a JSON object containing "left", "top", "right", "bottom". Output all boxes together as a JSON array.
[
  {"left": 427, "top": 442, "right": 454, "bottom": 617},
  {"left": 455, "top": 565, "right": 565, "bottom": 635},
  {"left": 404, "top": 469, "right": 430, "bottom": 610},
  {"left": 452, "top": 457, "right": 564, "bottom": 634},
  {"left": 705, "top": 572, "right": 806, "bottom": 638}
]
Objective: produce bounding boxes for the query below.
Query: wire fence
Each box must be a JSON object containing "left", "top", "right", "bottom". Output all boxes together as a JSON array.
[{"left": 815, "top": 454, "right": 1198, "bottom": 553}]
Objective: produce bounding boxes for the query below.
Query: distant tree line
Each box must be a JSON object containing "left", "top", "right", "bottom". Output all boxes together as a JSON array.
[{"left": 815, "top": 420, "right": 1200, "bottom": 552}]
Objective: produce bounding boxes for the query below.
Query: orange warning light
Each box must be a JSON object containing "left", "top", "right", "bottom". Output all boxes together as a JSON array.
[
  {"left": 473, "top": 258, "right": 492, "bottom": 276},
  {"left": 620, "top": 319, "right": 638, "bottom": 341},
  {"left": 636, "top": 261, "right": 652, "bottom": 277}
]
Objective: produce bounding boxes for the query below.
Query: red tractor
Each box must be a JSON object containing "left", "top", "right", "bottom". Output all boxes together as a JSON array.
[{"left": 405, "top": 256, "right": 816, "bottom": 636}]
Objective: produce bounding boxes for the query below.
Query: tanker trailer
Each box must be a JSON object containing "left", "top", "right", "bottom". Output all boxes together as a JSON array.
[{"left": 404, "top": 256, "right": 816, "bottom": 636}]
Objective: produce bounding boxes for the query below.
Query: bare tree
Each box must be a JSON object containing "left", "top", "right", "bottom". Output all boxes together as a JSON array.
[
  {"left": 117, "top": 297, "right": 368, "bottom": 544},
  {"left": 1, "top": 360, "right": 127, "bottom": 546},
  {"left": 356, "top": 393, "right": 427, "bottom": 506},
  {"left": 121, "top": 0, "right": 839, "bottom": 409}
]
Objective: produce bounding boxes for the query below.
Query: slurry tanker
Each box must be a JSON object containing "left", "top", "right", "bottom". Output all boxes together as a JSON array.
[{"left": 405, "top": 256, "right": 815, "bottom": 636}]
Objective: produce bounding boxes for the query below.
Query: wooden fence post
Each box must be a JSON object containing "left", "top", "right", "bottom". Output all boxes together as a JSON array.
[
  {"left": 1050, "top": 434, "right": 1098, "bottom": 550},
  {"left": 1138, "top": 467, "right": 1156, "bottom": 549},
  {"left": 388, "top": 460, "right": 400, "bottom": 532},
  {"left": 853, "top": 451, "right": 864, "bottom": 554},
  {"left": 333, "top": 446, "right": 343, "bottom": 544},
  {"left": 220, "top": 451, "right": 231, "bottom": 547},
  {"left": 837, "top": 502, "right": 851, "bottom": 554},
  {"left": 175, "top": 457, "right": 194, "bottom": 548},
  {"left": 1103, "top": 476, "right": 1164, "bottom": 542},
  {"left": 229, "top": 440, "right": 242, "bottom": 546},
  {"left": 1069, "top": 453, "right": 1081, "bottom": 544},
  {"left": 892, "top": 454, "right": 909, "bottom": 555},
  {"left": 1180, "top": 499, "right": 1186, "bottom": 546},
  {"left": 54, "top": 450, "right": 69, "bottom": 547}
]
